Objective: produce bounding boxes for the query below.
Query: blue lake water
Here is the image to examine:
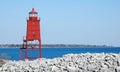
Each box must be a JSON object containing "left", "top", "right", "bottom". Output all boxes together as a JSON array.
[{"left": 0, "top": 47, "right": 120, "bottom": 60}]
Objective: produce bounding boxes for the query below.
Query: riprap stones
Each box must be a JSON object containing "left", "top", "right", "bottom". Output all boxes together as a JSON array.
[{"left": 0, "top": 53, "right": 120, "bottom": 72}]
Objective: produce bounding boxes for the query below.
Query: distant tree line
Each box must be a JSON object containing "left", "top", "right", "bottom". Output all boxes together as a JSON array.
[{"left": 0, "top": 44, "right": 110, "bottom": 48}]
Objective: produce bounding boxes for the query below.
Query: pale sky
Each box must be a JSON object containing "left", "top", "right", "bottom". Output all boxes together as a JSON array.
[{"left": 0, "top": 0, "right": 120, "bottom": 46}]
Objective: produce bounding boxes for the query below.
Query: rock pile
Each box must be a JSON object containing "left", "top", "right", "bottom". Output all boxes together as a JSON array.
[
  {"left": 0, "top": 53, "right": 120, "bottom": 72},
  {"left": 0, "top": 60, "right": 6, "bottom": 67}
]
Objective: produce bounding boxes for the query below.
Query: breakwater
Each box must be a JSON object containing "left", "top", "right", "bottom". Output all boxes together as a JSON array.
[{"left": 0, "top": 53, "right": 120, "bottom": 72}]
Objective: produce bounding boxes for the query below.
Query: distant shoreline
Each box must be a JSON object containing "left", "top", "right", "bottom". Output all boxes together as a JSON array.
[{"left": 0, "top": 44, "right": 113, "bottom": 48}]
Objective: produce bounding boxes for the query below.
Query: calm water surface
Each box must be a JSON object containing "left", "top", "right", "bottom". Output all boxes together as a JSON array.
[{"left": 0, "top": 47, "right": 120, "bottom": 60}]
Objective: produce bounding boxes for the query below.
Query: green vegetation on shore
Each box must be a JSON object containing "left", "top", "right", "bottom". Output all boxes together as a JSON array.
[{"left": 0, "top": 44, "right": 111, "bottom": 48}]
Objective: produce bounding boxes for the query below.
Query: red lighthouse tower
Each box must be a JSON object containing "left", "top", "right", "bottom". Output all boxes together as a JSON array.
[{"left": 20, "top": 8, "right": 42, "bottom": 60}]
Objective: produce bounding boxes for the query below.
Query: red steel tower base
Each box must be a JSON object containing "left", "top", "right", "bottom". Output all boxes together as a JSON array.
[{"left": 20, "top": 8, "right": 42, "bottom": 60}]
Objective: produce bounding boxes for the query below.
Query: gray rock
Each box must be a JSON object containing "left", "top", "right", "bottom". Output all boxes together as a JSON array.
[{"left": 0, "top": 53, "right": 120, "bottom": 72}]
